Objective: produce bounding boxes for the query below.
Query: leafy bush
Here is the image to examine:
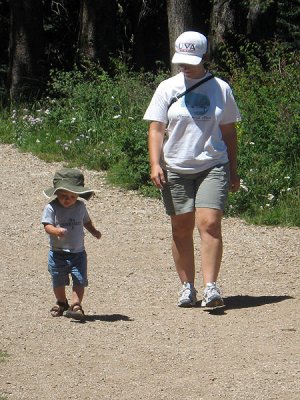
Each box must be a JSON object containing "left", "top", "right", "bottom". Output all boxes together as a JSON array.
[
  {"left": 225, "top": 41, "right": 300, "bottom": 226},
  {"left": 0, "top": 49, "right": 299, "bottom": 226},
  {"left": 2, "top": 63, "right": 166, "bottom": 189}
]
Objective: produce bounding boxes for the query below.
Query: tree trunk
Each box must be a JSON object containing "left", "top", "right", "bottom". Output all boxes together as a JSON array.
[
  {"left": 78, "top": 0, "right": 118, "bottom": 69},
  {"left": 167, "top": 0, "right": 193, "bottom": 75},
  {"left": 209, "top": 0, "right": 235, "bottom": 62},
  {"left": 130, "top": 0, "right": 169, "bottom": 71},
  {"left": 246, "top": 0, "right": 277, "bottom": 40},
  {"left": 8, "top": 0, "right": 45, "bottom": 101}
]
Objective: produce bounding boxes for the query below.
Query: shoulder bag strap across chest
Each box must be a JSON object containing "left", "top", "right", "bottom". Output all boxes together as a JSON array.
[{"left": 167, "top": 74, "right": 214, "bottom": 110}]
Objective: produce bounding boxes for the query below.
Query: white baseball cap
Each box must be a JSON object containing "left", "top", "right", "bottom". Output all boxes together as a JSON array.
[{"left": 172, "top": 31, "right": 207, "bottom": 65}]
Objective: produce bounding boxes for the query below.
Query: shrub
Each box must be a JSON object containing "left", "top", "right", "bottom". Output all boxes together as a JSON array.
[
  {"left": 226, "top": 42, "right": 300, "bottom": 226},
  {"left": 0, "top": 50, "right": 299, "bottom": 226}
]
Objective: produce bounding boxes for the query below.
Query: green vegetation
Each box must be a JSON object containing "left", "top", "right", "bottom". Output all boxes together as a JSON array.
[
  {"left": 0, "top": 350, "right": 8, "bottom": 363},
  {"left": 0, "top": 350, "right": 8, "bottom": 400},
  {"left": 223, "top": 42, "right": 300, "bottom": 226},
  {"left": 0, "top": 44, "right": 299, "bottom": 227}
]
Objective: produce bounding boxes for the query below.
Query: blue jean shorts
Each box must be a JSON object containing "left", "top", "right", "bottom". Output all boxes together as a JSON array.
[
  {"left": 161, "top": 163, "right": 230, "bottom": 215},
  {"left": 48, "top": 250, "right": 88, "bottom": 288}
]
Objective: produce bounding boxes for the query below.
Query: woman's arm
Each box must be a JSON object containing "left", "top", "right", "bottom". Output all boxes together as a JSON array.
[
  {"left": 220, "top": 122, "right": 240, "bottom": 192},
  {"left": 148, "top": 121, "right": 167, "bottom": 189}
]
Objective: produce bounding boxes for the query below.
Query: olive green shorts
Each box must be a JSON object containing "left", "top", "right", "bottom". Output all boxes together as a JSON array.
[{"left": 161, "top": 163, "right": 230, "bottom": 215}]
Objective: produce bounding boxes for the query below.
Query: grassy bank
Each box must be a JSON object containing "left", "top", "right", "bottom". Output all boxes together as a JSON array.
[{"left": 0, "top": 46, "right": 299, "bottom": 227}]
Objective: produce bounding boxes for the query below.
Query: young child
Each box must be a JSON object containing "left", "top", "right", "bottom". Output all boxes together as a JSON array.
[{"left": 42, "top": 168, "right": 101, "bottom": 320}]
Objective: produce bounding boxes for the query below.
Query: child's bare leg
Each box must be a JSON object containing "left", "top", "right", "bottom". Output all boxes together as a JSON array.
[
  {"left": 71, "top": 285, "right": 84, "bottom": 305},
  {"left": 53, "top": 286, "right": 67, "bottom": 303}
]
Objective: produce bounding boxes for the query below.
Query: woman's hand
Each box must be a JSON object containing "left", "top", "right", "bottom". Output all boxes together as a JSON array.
[
  {"left": 151, "top": 164, "right": 166, "bottom": 189},
  {"left": 229, "top": 173, "right": 240, "bottom": 192}
]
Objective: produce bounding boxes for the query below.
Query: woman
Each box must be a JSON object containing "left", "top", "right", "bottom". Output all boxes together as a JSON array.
[{"left": 143, "top": 31, "right": 241, "bottom": 308}]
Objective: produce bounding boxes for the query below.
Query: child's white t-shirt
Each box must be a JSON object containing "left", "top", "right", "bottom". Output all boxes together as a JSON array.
[
  {"left": 143, "top": 72, "right": 241, "bottom": 173},
  {"left": 42, "top": 199, "right": 90, "bottom": 253}
]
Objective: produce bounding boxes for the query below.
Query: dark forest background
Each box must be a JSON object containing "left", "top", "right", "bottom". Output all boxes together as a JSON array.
[
  {"left": 0, "top": 0, "right": 299, "bottom": 101},
  {"left": 0, "top": 1, "right": 299, "bottom": 226}
]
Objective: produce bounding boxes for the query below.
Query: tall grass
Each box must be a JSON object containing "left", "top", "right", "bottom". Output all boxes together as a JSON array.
[
  {"left": 0, "top": 45, "right": 299, "bottom": 226},
  {"left": 222, "top": 41, "right": 300, "bottom": 226},
  {"left": 0, "top": 350, "right": 8, "bottom": 400}
]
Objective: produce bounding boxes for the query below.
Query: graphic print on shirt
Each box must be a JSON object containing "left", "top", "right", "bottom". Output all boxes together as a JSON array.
[
  {"left": 60, "top": 218, "right": 81, "bottom": 231},
  {"left": 181, "top": 92, "right": 210, "bottom": 118}
]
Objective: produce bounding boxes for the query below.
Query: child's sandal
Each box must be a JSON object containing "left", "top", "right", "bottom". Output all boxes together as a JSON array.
[
  {"left": 50, "top": 300, "right": 69, "bottom": 317},
  {"left": 65, "top": 302, "right": 85, "bottom": 321}
]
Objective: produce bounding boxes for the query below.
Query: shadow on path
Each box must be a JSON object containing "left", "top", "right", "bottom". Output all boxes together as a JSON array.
[
  {"left": 203, "top": 294, "right": 294, "bottom": 315},
  {"left": 68, "top": 313, "right": 133, "bottom": 323},
  {"left": 224, "top": 294, "right": 294, "bottom": 309}
]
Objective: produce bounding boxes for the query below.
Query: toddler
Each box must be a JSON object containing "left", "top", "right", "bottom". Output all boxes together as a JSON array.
[{"left": 42, "top": 168, "right": 101, "bottom": 320}]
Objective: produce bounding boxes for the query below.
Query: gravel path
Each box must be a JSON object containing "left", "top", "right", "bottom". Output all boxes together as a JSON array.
[{"left": 0, "top": 143, "right": 299, "bottom": 400}]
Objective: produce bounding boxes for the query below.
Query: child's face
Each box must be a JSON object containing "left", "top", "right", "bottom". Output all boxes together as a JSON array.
[{"left": 56, "top": 190, "right": 78, "bottom": 208}]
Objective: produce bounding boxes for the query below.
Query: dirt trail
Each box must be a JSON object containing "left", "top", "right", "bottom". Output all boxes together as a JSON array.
[{"left": 0, "top": 143, "right": 299, "bottom": 400}]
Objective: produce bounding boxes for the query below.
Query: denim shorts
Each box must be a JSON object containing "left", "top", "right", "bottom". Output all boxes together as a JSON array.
[
  {"left": 161, "top": 163, "right": 230, "bottom": 215},
  {"left": 48, "top": 250, "right": 88, "bottom": 288}
]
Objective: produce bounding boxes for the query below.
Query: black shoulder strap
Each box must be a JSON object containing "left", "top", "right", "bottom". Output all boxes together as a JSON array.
[{"left": 168, "top": 74, "right": 214, "bottom": 110}]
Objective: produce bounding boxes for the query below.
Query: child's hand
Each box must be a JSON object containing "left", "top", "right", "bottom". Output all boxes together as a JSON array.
[
  {"left": 93, "top": 230, "right": 102, "bottom": 240},
  {"left": 57, "top": 228, "right": 67, "bottom": 237}
]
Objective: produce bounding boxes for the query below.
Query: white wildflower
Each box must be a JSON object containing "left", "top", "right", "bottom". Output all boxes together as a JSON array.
[
  {"left": 240, "top": 179, "right": 248, "bottom": 192},
  {"left": 240, "top": 184, "right": 248, "bottom": 192}
]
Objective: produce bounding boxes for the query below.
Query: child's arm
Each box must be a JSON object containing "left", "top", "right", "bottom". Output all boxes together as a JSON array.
[
  {"left": 43, "top": 223, "right": 67, "bottom": 237},
  {"left": 84, "top": 220, "right": 102, "bottom": 239}
]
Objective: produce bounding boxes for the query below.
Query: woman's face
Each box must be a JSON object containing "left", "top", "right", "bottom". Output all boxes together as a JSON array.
[{"left": 179, "top": 63, "right": 205, "bottom": 79}]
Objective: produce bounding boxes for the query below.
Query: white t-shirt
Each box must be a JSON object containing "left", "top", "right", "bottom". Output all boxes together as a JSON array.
[
  {"left": 143, "top": 72, "right": 241, "bottom": 173},
  {"left": 42, "top": 199, "right": 90, "bottom": 253}
]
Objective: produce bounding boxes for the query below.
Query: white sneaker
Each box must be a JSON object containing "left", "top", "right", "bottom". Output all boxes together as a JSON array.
[
  {"left": 201, "top": 282, "right": 224, "bottom": 308},
  {"left": 178, "top": 282, "right": 198, "bottom": 307}
]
